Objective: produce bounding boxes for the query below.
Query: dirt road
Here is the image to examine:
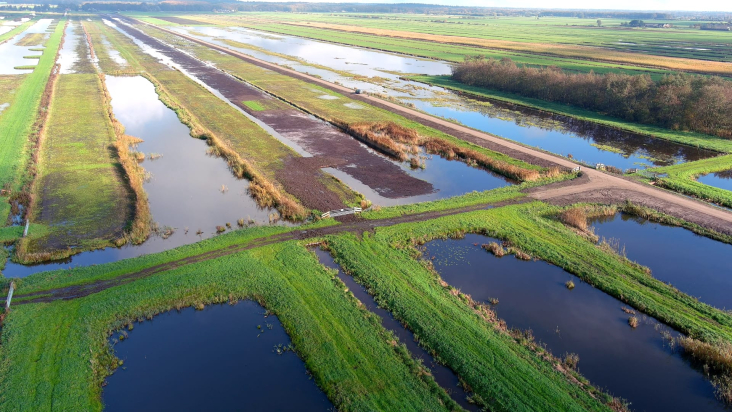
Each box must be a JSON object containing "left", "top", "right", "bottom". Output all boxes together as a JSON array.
[{"left": 139, "top": 20, "right": 732, "bottom": 235}]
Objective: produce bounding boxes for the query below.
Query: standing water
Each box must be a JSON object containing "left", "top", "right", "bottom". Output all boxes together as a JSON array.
[
  {"left": 591, "top": 213, "right": 732, "bottom": 310},
  {"left": 172, "top": 25, "right": 718, "bottom": 170},
  {"left": 423, "top": 234, "right": 725, "bottom": 412},
  {"left": 0, "top": 19, "right": 53, "bottom": 74},
  {"left": 314, "top": 248, "right": 480, "bottom": 411},
  {"left": 103, "top": 301, "right": 333, "bottom": 411},
  {"left": 698, "top": 169, "right": 732, "bottom": 192},
  {"left": 1, "top": 75, "right": 279, "bottom": 278}
]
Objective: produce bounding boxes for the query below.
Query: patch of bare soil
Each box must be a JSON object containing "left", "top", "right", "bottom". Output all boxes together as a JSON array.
[
  {"left": 154, "top": 16, "right": 209, "bottom": 26},
  {"left": 117, "top": 18, "right": 434, "bottom": 206}
]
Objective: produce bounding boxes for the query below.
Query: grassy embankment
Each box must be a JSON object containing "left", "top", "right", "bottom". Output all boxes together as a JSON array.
[
  {"left": 0, "top": 240, "right": 460, "bottom": 411},
  {"left": 17, "top": 21, "right": 135, "bottom": 263},
  {"left": 181, "top": 13, "right": 731, "bottom": 77},
  {"left": 327, "top": 204, "right": 732, "bottom": 403},
  {"left": 137, "top": 24, "right": 553, "bottom": 182},
  {"left": 0, "top": 19, "right": 35, "bottom": 44},
  {"left": 0, "top": 19, "right": 64, "bottom": 236},
  {"left": 646, "top": 155, "right": 732, "bottom": 208},
  {"left": 412, "top": 75, "right": 732, "bottom": 154},
  {"left": 94, "top": 19, "right": 359, "bottom": 218},
  {"left": 15, "top": 32, "right": 46, "bottom": 46}
]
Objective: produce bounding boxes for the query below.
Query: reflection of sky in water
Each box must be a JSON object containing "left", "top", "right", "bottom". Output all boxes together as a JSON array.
[
  {"left": 57, "top": 22, "right": 81, "bottom": 74},
  {"left": 0, "top": 19, "right": 52, "bottom": 74},
  {"left": 698, "top": 170, "right": 732, "bottom": 192},
  {"left": 174, "top": 25, "right": 716, "bottom": 170}
]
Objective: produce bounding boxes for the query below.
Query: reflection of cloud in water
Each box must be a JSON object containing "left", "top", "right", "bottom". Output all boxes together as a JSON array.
[{"left": 105, "top": 77, "right": 165, "bottom": 128}]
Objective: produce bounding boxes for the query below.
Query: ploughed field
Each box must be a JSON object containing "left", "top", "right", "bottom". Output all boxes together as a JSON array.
[{"left": 1, "top": 11, "right": 732, "bottom": 412}]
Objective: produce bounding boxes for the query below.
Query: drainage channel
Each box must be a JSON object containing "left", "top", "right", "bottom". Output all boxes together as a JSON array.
[{"left": 314, "top": 247, "right": 480, "bottom": 411}]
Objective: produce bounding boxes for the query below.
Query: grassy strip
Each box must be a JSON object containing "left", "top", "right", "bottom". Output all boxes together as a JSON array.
[
  {"left": 648, "top": 155, "right": 732, "bottom": 208},
  {"left": 12, "top": 219, "right": 336, "bottom": 293},
  {"left": 0, "top": 19, "right": 64, "bottom": 224},
  {"left": 16, "top": 32, "right": 46, "bottom": 46},
  {"left": 413, "top": 75, "right": 732, "bottom": 154},
  {"left": 81, "top": 21, "right": 135, "bottom": 76},
  {"left": 362, "top": 203, "right": 732, "bottom": 342},
  {"left": 327, "top": 228, "right": 617, "bottom": 411},
  {"left": 0, "top": 241, "right": 455, "bottom": 411},
  {"left": 0, "top": 19, "right": 35, "bottom": 44},
  {"left": 139, "top": 24, "right": 546, "bottom": 181},
  {"left": 18, "top": 73, "right": 133, "bottom": 263},
  {"left": 96, "top": 20, "right": 315, "bottom": 219}
]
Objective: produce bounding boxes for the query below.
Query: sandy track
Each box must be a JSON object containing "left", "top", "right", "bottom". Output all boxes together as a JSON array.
[{"left": 143, "top": 21, "right": 732, "bottom": 235}]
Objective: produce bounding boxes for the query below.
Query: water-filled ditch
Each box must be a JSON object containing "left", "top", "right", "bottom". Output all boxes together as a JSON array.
[
  {"left": 2, "top": 74, "right": 279, "bottom": 278},
  {"left": 172, "top": 25, "right": 718, "bottom": 170},
  {"left": 102, "top": 301, "right": 333, "bottom": 411},
  {"left": 698, "top": 169, "right": 732, "bottom": 193},
  {"left": 314, "top": 247, "right": 480, "bottom": 411},
  {"left": 423, "top": 233, "right": 726, "bottom": 412},
  {"left": 0, "top": 18, "right": 52, "bottom": 74},
  {"left": 591, "top": 212, "right": 732, "bottom": 310}
]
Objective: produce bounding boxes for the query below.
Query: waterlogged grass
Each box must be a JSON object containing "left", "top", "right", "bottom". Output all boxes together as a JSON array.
[
  {"left": 0, "top": 241, "right": 456, "bottom": 411},
  {"left": 327, "top": 226, "right": 615, "bottom": 411},
  {"left": 13, "top": 219, "right": 337, "bottom": 293},
  {"left": 0, "top": 19, "right": 35, "bottom": 44},
  {"left": 649, "top": 155, "right": 732, "bottom": 208},
  {"left": 413, "top": 75, "right": 732, "bottom": 154},
  {"left": 138, "top": 24, "right": 543, "bottom": 177},
  {"left": 0, "top": 19, "right": 64, "bottom": 224},
  {"left": 342, "top": 203, "right": 732, "bottom": 344},
  {"left": 21, "top": 73, "right": 131, "bottom": 259}
]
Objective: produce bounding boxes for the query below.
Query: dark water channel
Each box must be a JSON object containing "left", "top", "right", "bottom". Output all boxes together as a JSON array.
[
  {"left": 591, "top": 213, "right": 732, "bottom": 310},
  {"left": 103, "top": 301, "right": 332, "bottom": 411},
  {"left": 698, "top": 169, "right": 732, "bottom": 192},
  {"left": 174, "top": 25, "right": 718, "bottom": 170},
  {"left": 2, "top": 74, "right": 279, "bottom": 278},
  {"left": 314, "top": 248, "right": 480, "bottom": 411},
  {"left": 423, "top": 233, "right": 725, "bottom": 412}
]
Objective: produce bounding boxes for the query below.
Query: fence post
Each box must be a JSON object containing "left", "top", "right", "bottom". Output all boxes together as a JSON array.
[
  {"left": 24, "top": 220, "right": 30, "bottom": 237},
  {"left": 5, "top": 282, "right": 15, "bottom": 310}
]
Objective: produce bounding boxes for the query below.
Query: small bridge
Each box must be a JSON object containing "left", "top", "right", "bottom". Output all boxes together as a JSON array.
[{"left": 322, "top": 207, "right": 362, "bottom": 219}]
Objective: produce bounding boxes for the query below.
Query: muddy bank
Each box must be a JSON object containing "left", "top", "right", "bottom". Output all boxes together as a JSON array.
[{"left": 113, "top": 17, "right": 435, "bottom": 208}]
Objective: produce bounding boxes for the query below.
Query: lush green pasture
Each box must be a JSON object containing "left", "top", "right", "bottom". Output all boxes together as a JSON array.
[
  {"left": 0, "top": 241, "right": 457, "bottom": 411},
  {"left": 0, "top": 19, "right": 64, "bottom": 224},
  {"left": 138, "top": 24, "right": 545, "bottom": 178},
  {"left": 0, "top": 75, "right": 26, "bottom": 123},
  {"left": 23, "top": 73, "right": 130, "bottom": 258},
  {"left": 334, "top": 202, "right": 732, "bottom": 345},
  {"left": 649, "top": 155, "right": 732, "bottom": 208},
  {"left": 414, "top": 75, "right": 732, "bottom": 153}
]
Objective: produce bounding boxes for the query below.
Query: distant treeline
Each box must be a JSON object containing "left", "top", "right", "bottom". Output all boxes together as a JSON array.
[{"left": 453, "top": 57, "right": 732, "bottom": 138}]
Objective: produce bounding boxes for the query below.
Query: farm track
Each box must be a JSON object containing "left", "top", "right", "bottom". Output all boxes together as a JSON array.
[
  {"left": 11, "top": 197, "right": 526, "bottom": 304},
  {"left": 10, "top": 17, "right": 732, "bottom": 304},
  {"left": 139, "top": 19, "right": 732, "bottom": 234}
]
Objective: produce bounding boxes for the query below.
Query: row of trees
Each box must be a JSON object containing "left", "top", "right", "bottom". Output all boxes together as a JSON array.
[{"left": 452, "top": 57, "right": 732, "bottom": 138}]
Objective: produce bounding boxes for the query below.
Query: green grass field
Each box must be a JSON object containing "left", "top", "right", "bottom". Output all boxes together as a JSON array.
[
  {"left": 0, "top": 18, "right": 64, "bottom": 225},
  {"left": 648, "top": 155, "right": 732, "bottom": 208},
  {"left": 22, "top": 73, "right": 131, "bottom": 259},
  {"left": 0, "top": 240, "right": 460, "bottom": 411},
  {"left": 0, "top": 19, "right": 35, "bottom": 44}
]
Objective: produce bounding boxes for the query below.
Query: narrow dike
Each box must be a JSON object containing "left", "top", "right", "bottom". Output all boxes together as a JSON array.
[{"left": 314, "top": 247, "right": 481, "bottom": 411}]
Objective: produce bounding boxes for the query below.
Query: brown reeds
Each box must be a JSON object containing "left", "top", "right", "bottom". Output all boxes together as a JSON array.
[
  {"left": 482, "top": 242, "right": 505, "bottom": 257},
  {"left": 677, "top": 337, "right": 732, "bottom": 404},
  {"left": 559, "top": 207, "right": 588, "bottom": 231},
  {"left": 140, "top": 73, "right": 307, "bottom": 220},
  {"left": 345, "top": 121, "right": 544, "bottom": 182},
  {"left": 628, "top": 316, "right": 639, "bottom": 328}
]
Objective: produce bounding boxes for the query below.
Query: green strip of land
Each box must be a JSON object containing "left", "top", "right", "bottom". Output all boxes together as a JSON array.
[
  {"left": 0, "top": 19, "right": 64, "bottom": 224},
  {"left": 649, "top": 154, "right": 732, "bottom": 208}
]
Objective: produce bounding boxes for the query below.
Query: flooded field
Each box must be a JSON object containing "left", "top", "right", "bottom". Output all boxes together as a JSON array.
[
  {"left": 314, "top": 248, "right": 479, "bottom": 411},
  {"left": 172, "top": 25, "right": 718, "bottom": 170},
  {"left": 0, "top": 18, "right": 52, "bottom": 74},
  {"left": 591, "top": 213, "right": 732, "bottom": 310},
  {"left": 103, "top": 301, "right": 332, "bottom": 411},
  {"left": 698, "top": 169, "right": 732, "bottom": 192},
  {"left": 2, "top": 74, "right": 279, "bottom": 278},
  {"left": 110, "top": 18, "right": 514, "bottom": 207},
  {"left": 423, "top": 233, "right": 725, "bottom": 412}
]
